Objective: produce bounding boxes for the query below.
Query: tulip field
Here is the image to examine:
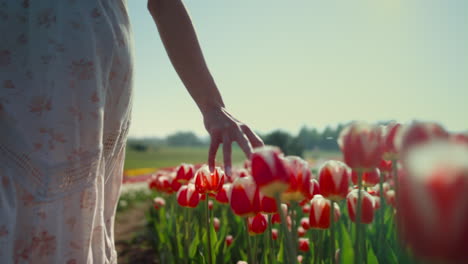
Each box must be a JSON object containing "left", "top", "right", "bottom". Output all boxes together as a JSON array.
[{"left": 141, "top": 122, "right": 468, "bottom": 264}]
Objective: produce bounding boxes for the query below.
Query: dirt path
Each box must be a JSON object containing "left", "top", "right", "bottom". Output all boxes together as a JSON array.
[{"left": 115, "top": 201, "right": 158, "bottom": 263}]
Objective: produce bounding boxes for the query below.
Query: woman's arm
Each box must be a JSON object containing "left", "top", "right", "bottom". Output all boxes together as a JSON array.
[{"left": 148, "top": 0, "right": 263, "bottom": 175}]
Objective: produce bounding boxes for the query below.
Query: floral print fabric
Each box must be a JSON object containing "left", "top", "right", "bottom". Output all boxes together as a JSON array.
[{"left": 0, "top": 0, "right": 133, "bottom": 263}]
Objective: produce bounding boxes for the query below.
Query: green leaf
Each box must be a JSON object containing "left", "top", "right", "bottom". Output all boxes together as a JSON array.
[
  {"left": 189, "top": 233, "right": 200, "bottom": 258},
  {"left": 340, "top": 221, "right": 354, "bottom": 264},
  {"left": 367, "top": 246, "right": 379, "bottom": 264}
]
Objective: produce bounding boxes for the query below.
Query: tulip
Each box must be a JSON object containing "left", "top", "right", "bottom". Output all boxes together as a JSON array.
[
  {"left": 381, "top": 122, "right": 401, "bottom": 160},
  {"left": 153, "top": 197, "right": 166, "bottom": 210},
  {"left": 298, "top": 238, "right": 310, "bottom": 252},
  {"left": 297, "top": 226, "right": 306, "bottom": 237},
  {"left": 177, "top": 184, "right": 201, "bottom": 208},
  {"left": 302, "top": 204, "right": 311, "bottom": 214},
  {"left": 260, "top": 194, "right": 278, "bottom": 214},
  {"left": 213, "top": 217, "right": 220, "bottom": 232},
  {"left": 175, "top": 163, "right": 195, "bottom": 184},
  {"left": 351, "top": 168, "right": 381, "bottom": 187},
  {"left": 396, "top": 121, "right": 449, "bottom": 155},
  {"left": 250, "top": 146, "right": 290, "bottom": 197},
  {"left": 338, "top": 122, "right": 384, "bottom": 171},
  {"left": 318, "top": 160, "right": 350, "bottom": 201},
  {"left": 385, "top": 190, "right": 395, "bottom": 208},
  {"left": 309, "top": 195, "right": 340, "bottom": 229},
  {"left": 271, "top": 228, "right": 278, "bottom": 240},
  {"left": 229, "top": 176, "right": 261, "bottom": 217},
  {"left": 225, "top": 235, "right": 233, "bottom": 247},
  {"left": 398, "top": 140, "right": 468, "bottom": 263},
  {"left": 450, "top": 132, "right": 468, "bottom": 146},
  {"left": 208, "top": 200, "right": 214, "bottom": 210},
  {"left": 378, "top": 159, "right": 392, "bottom": 173},
  {"left": 297, "top": 255, "right": 304, "bottom": 263},
  {"left": 282, "top": 156, "right": 312, "bottom": 202},
  {"left": 346, "top": 190, "right": 375, "bottom": 224},
  {"left": 300, "top": 217, "right": 310, "bottom": 230},
  {"left": 195, "top": 165, "right": 225, "bottom": 195},
  {"left": 215, "top": 184, "right": 231, "bottom": 204},
  {"left": 248, "top": 213, "right": 268, "bottom": 235},
  {"left": 304, "top": 178, "right": 320, "bottom": 200},
  {"left": 271, "top": 203, "right": 288, "bottom": 224}
]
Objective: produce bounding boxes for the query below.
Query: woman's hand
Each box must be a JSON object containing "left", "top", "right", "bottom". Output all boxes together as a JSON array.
[{"left": 203, "top": 107, "right": 264, "bottom": 176}]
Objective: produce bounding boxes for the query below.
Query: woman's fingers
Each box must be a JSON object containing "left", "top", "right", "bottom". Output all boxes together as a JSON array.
[
  {"left": 208, "top": 136, "right": 221, "bottom": 171},
  {"left": 235, "top": 129, "right": 253, "bottom": 159},
  {"left": 241, "top": 125, "right": 264, "bottom": 148},
  {"left": 222, "top": 134, "right": 232, "bottom": 176}
]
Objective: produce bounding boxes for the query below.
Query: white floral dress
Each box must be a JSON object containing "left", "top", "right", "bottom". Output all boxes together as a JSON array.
[{"left": 0, "top": 0, "right": 133, "bottom": 263}]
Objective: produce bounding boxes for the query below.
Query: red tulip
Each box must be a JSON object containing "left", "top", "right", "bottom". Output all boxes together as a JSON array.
[
  {"left": 450, "top": 132, "right": 468, "bottom": 146},
  {"left": 248, "top": 213, "right": 268, "bottom": 235},
  {"left": 309, "top": 195, "right": 341, "bottom": 229},
  {"left": 208, "top": 200, "right": 214, "bottom": 210},
  {"left": 351, "top": 168, "right": 381, "bottom": 187},
  {"left": 378, "top": 159, "right": 392, "bottom": 173},
  {"left": 304, "top": 178, "right": 320, "bottom": 200},
  {"left": 271, "top": 203, "right": 288, "bottom": 224},
  {"left": 385, "top": 190, "right": 395, "bottom": 208},
  {"left": 396, "top": 121, "right": 449, "bottom": 155},
  {"left": 283, "top": 156, "right": 312, "bottom": 202},
  {"left": 229, "top": 176, "right": 261, "bottom": 217},
  {"left": 346, "top": 190, "right": 375, "bottom": 224},
  {"left": 153, "top": 197, "right": 166, "bottom": 210},
  {"left": 302, "top": 204, "right": 311, "bottom": 214},
  {"left": 177, "top": 184, "right": 201, "bottom": 208},
  {"left": 298, "top": 238, "right": 310, "bottom": 252},
  {"left": 213, "top": 217, "right": 220, "bottom": 232},
  {"left": 381, "top": 122, "right": 401, "bottom": 160},
  {"left": 215, "top": 184, "right": 231, "bottom": 204},
  {"left": 225, "top": 235, "right": 233, "bottom": 247},
  {"left": 338, "top": 122, "right": 384, "bottom": 171},
  {"left": 251, "top": 146, "right": 291, "bottom": 197},
  {"left": 398, "top": 141, "right": 468, "bottom": 263},
  {"left": 272, "top": 228, "right": 279, "bottom": 240},
  {"left": 300, "top": 217, "right": 310, "bottom": 230},
  {"left": 297, "top": 255, "right": 304, "bottom": 263},
  {"left": 297, "top": 226, "right": 306, "bottom": 237},
  {"left": 318, "top": 160, "right": 350, "bottom": 201},
  {"left": 260, "top": 194, "right": 278, "bottom": 214},
  {"left": 175, "top": 163, "right": 195, "bottom": 184},
  {"left": 195, "top": 165, "right": 225, "bottom": 195}
]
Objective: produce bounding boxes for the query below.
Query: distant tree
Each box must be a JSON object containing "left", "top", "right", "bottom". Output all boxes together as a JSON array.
[
  {"left": 263, "top": 130, "right": 304, "bottom": 157},
  {"left": 166, "top": 131, "right": 203, "bottom": 146}
]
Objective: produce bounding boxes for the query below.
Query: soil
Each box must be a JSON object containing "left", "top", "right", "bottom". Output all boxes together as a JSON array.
[{"left": 115, "top": 201, "right": 158, "bottom": 264}]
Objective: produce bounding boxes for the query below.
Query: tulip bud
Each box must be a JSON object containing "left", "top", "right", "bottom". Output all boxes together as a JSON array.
[
  {"left": 338, "top": 122, "right": 384, "bottom": 171},
  {"left": 225, "top": 235, "right": 233, "bottom": 247},
  {"left": 195, "top": 165, "right": 225, "bottom": 195},
  {"left": 398, "top": 140, "right": 468, "bottom": 262},
  {"left": 175, "top": 163, "right": 195, "bottom": 184},
  {"left": 297, "top": 226, "right": 306, "bottom": 237},
  {"left": 153, "top": 197, "right": 166, "bottom": 210},
  {"left": 319, "top": 160, "right": 350, "bottom": 201},
  {"left": 282, "top": 156, "right": 313, "bottom": 202},
  {"left": 298, "top": 238, "right": 310, "bottom": 252},
  {"left": 381, "top": 122, "right": 401, "bottom": 160},
  {"left": 177, "top": 184, "right": 201, "bottom": 208},
  {"left": 300, "top": 217, "right": 310, "bottom": 230},
  {"left": 248, "top": 213, "right": 268, "bottom": 235},
  {"left": 229, "top": 176, "right": 261, "bottom": 217},
  {"left": 208, "top": 200, "right": 214, "bottom": 210},
  {"left": 215, "top": 184, "right": 231, "bottom": 204},
  {"left": 395, "top": 121, "right": 449, "bottom": 155},
  {"left": 309, "top": 195, "right": 340, "bottom": 229},
  {"left": 251, "top": 146, "right": 291, "bottom": 197},
  {"left": 271, "top": 228, "right": 278, "bottom": 240},
  {"left": 213, "top": 217, "right": 220, "bottom": 232},
  {"left": 346, "top": 190, "right": 375, "bottom": 224},
  {"left": 351, "top": 168, "right": 381, "bottom": 187}
]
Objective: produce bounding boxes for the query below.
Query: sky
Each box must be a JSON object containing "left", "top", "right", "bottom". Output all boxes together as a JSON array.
[{"left": 126, "top": 0, "right": 468, "bottom": 138}]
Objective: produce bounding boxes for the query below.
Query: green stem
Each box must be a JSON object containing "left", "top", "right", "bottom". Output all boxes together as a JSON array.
[
  {"left": 245, "top": 218, "right": 253, "bottom": 264},
  {"left": 267, "top": 215, "right": 276, "bottom": 264},
  {"left": 274, "top": 193, "right": 297, "bottom": 264},
  {"left": 355, "top": 170, "right": 363, "bottom": 264},
  {"left": 378, "top": 170, "right": 386, "bottom": 259},
  {"left": 205, "top": 194, "right": 213, "bottom": 264},
  {"left": 252, "top": 234, "right": 258, "bottom": 264},
  {"left": 330, "top": 200, "right": 336, "bottom": 264}
]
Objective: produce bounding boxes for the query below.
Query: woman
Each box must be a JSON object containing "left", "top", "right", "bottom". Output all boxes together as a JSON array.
[{"left": 0, "top": 0, "right": 263, "bottom": 263}]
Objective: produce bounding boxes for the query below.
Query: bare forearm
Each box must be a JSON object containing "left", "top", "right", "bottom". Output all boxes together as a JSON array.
[{"left": 148, "top": 0, "right": 224, "bottom": 113}]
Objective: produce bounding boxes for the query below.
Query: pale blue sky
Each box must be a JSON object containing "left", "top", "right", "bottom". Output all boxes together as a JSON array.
[{"left": 127, "top": 0, "right": 467, "bottom": 138}]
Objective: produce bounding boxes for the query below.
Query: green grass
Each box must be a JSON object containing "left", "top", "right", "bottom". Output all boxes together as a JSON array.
[{"left": 124, "top": 145, "right": 246, "bottom": 170}]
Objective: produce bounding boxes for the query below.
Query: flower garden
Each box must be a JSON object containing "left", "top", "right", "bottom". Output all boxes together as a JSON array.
[{"left": 138, "top": 121, "right": 468, "bottom": 264}]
